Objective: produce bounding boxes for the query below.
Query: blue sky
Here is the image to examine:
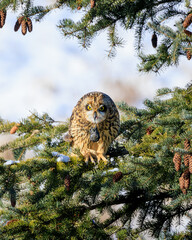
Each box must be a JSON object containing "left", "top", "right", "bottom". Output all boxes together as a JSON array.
[{"left": 0, "top": 1, "right": 191, "bottom": 122}]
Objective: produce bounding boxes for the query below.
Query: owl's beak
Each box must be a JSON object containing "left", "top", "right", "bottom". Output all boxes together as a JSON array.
[{"left": 93, "top": 112, "right": 97, "bottom": 121}]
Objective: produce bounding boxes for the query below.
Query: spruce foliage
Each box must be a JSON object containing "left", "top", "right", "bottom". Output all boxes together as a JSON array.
[
  {"left": 0, "top": 0, "right": 192, "bottom": 72},
  {"left": 0, "top": 84, "right": 192, "bottom": 239}
]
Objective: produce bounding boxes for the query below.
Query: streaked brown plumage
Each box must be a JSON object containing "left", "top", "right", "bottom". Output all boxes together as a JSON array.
[{"left": 66, "top": 92, "right": 120, "bottom": 164}]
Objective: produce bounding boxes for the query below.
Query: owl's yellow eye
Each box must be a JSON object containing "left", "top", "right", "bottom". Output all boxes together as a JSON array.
[
  {"left": 86, "top": 105, "right": 92, "bottom": 111},
  {"left": 99, "top": 105, "right": 106, "bottom": 112}
]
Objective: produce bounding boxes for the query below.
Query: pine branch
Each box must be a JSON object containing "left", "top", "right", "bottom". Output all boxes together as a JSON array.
[{"left": 0, "top": 0, "right": 191, "bottom": 71}]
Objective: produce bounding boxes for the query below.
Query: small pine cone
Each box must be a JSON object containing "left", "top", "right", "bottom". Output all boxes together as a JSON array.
[
  {"left": 187, "top": 50, "right": 192, "bottom": 60},
  {"left": 21, "top": 19, "right": 27, "bottom": 35},
  {"left": 184, "top": 29, "right": 192, "bottom": 37},
  {"left": 14, "top": 17, "right": 23, "bottom": 32},
  {"left": 184, "top": 139, "right": 191, "bottom": 151},
  {"left": 11, "top": 197, "right": 16, "bottom": 207},
  {"left": 26, "top": 17, "right": 33, "bottom": 32},
  {"left": 113, "top": 171, "right": 123, "bottom": 183},
  {"left": 179, "top": 169, "right": 190, "bottom": 194},
  {"left": 183, "top": 168, "right": 190, "bottom": 189},
  {"left": 183, "top": 13, "right": 192, "bottom": 28},
  {"left": 184, "top": 154, "right": 190, "bottom": 167},
  {"left": 77, "top": 5, "right": 82, "bottom": 10},
  {"left": 151, "top": 32, "right": 158, "bottom": 48},
  {"left": 90, "top": 0, "right": 96, "bottom": 8},
  {"left": 179, "top": 176, "right": 185, "bottom": 190},
  {"left": 10, "top": 188, "right": 16, "bottom": 207},
  {"left": 189, "top": 155, "right": 192, "bottom": 173},
  {"left": 6, "top": 219, "right": 18, "bottom": 226},
  {"left": 146, "top": 126, "right": 153, "bottom": 135},
  {"left": 0, "top": 9, "right": 6, "bottom": 28},
  {"left": 64, "top": 174, "right": 70, "bottom": 191},
  {"left": 173, "top": 152, "right": 181, "bottom": 171},
  {"left": 183, "top": 167, "right": 190, "bottom": 180},
  {"left": 10, "top": 125, "right": 18, "bottom": 134}
]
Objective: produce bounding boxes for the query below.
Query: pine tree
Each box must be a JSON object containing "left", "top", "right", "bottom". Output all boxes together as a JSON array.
[
  {"left": 0, "top": 84, "right": 192, "bottom": 239},
  {"left": 0, "top": 0, "right": 192, "bottom": 72}
]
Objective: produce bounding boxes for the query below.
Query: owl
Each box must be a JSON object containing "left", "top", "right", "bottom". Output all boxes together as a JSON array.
[{"left": 65, "top": 92, "right": 120, "bottom": 164}]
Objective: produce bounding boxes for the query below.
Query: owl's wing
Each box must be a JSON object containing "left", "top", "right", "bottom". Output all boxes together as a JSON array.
[
  {"left": 64, "top": 107, "right": 76, "bottom": 144},
  {"left": 63, "top": 131, "right": 73, "bottom": 142}
]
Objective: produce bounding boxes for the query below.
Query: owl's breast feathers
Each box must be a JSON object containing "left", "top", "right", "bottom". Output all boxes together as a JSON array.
[{"left": 69, "top": 106, "right": 119, "bottom": 147}]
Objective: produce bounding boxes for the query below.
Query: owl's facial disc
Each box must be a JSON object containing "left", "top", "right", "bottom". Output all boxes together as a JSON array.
[{"left": 85, "top": 104, "right": 107, "bottom": 124}]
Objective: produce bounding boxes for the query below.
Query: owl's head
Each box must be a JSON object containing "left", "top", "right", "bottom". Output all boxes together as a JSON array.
[{"left": 79, "top": 92, "right": 114, "bottom": 124}]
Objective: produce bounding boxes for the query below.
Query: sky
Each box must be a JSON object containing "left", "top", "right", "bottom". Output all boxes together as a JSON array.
[{"left": 0, "top": 1, "right": 192, "bottom": 122}]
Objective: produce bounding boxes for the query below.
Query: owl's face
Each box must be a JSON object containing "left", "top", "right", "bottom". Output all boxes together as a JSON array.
[{"left": 81, "top": 93, "right": 110, "bottom": 124}]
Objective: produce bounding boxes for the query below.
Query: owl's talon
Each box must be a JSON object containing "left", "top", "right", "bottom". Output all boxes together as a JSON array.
[
  {"left": 85, "top": 155, "right": 89, "bottom": 165},
  {"left": 85, "top": 160, "right": 89, "bottom": 165},
  {"left": 90, "top": 155, "right": 95, "bottom": 164},
  {"left": 97, "top": 154, "right": 108, "bottom": 165},
  {"left": 84, "top": 153, "right": 95, "bottom": 164}
]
